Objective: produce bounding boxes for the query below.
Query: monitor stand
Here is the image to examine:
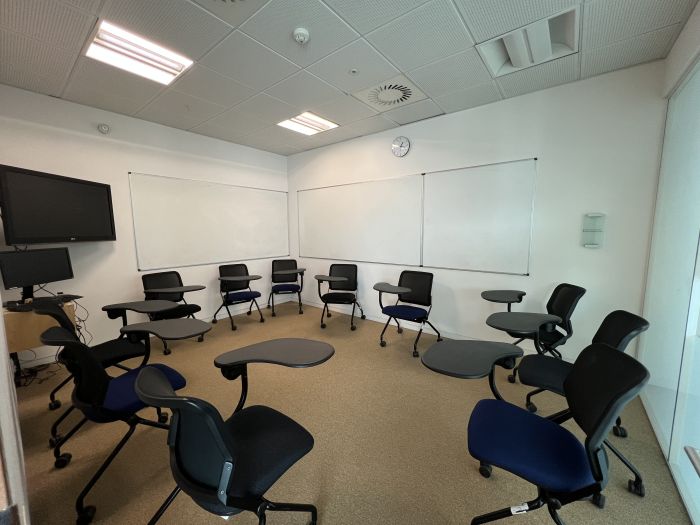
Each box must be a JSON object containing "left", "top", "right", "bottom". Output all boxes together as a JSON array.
[{"left": 20, "top": 286, "right": 33, "bottom": 303}]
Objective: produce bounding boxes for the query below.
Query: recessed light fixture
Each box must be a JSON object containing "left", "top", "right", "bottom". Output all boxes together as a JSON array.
[
  {"left": 277, "top": 112, "right": 338, "bottom": 136},
  {"left": 86, "top": 20, "right": 193, "bottom": 85}
]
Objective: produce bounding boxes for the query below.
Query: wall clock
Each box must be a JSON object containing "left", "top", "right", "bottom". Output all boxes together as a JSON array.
[{"left": 391, "top": 136, "right": 410, "bottom": 157}]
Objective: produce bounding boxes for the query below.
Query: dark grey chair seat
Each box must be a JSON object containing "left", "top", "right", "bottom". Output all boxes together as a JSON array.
[
  {"left": 321, "top": 291, "right": 355, "bottom": 304},
  {"left": 150, "top": 303, "right": 201, "bottom": 320},
  {"left": 518, "top": 355, "right": 571, "bottom": 395}
]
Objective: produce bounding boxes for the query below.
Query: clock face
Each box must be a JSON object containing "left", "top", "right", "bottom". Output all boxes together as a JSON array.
[{"left": 392, "top": 136, "right": 410, "bottom": 157}]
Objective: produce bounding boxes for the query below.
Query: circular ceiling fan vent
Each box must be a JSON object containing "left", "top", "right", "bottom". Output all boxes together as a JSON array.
[{"left": 368, "top": 84, "right": 413, "bottom": 106}]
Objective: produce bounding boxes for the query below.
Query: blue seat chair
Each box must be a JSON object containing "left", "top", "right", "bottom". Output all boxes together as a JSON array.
[
  {"left": 212, "top": 263, "right": 264, "bottom": 330},
  {"left": 467, "top": 343, "right": 649, "bottom": 524},
  {"left": 267, "top": 259, "right": 304, "bottom": 317}
]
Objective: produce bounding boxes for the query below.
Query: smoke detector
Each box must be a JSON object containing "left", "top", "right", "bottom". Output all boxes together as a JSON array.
[
  {"left": 353, "top": 75, "right": 427, "bottom": 112},
  {"left": 293, "top": 27, "right": 310, "bottom": 45}
]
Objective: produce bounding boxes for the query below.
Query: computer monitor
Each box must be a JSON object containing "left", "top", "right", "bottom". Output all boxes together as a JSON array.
[{"left": 0, "top": 248, "right": 74, "bottom": 301}]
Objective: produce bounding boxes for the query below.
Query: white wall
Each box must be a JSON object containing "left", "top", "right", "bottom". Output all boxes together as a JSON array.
[
  {"left": 287, "top": 62, "right": 667, "bottom": 360},
  {"left": 0, "top": 84, "right": 287, "bottom": 365},
  {"left": 664, "top": 1, "right": 700, "bottom": 97}
]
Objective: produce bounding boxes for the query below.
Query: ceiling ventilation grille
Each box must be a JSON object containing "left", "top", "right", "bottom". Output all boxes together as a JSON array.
[
  {"left": 353, "top": 75, "right": 427, "bottom": 112},
  {"left": 476, "top": 7, "right": 579, "bottom": 77}
]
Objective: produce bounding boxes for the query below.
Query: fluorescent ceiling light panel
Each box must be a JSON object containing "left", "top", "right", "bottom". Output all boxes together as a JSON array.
[
  {"left": 86, "top": 21, "right": 193, "bottom": 85},
  {"left": 277, "top": 112, "right": 338, "bottom": 136}
]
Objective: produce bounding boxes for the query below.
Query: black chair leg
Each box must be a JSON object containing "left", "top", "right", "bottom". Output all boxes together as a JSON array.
[
  {"left": 253, "top": 299, "right": 264, "bottom": 322},
  {"left": 161, "top": 338, "right": 170, "bottom": 355},
  {"left": 395, "top": 318, "right": 403, "bottom": 333},
  {"left": 350, "top": 302, "right": 357, "bottom": 331},
  {"left": 53, "top": 416, "right": 88, "bottom": 468},
  {"left": 525, "top": 388, "right": 545, "bottom": 413},
  {"left": 271, "top": 293, "right": 276, "bottom": 317},
  {"left": 547, "top": 504, "right": 566, "bottom": 525},
  {"left": 508, "top": 365, "right": 520, "bottom": 384},
  {"left": 49, "top": 374, "right": 73, "bottom": 410},
  {"left": 357, "top": 301, "right": 366, "bottom": 320},
  {"left": 471, "top": 494, "right": 544, "bottom": 524},
  {"left": 413, "top": 324, "right": 424, "bottom": 357},
  {"left": 50, "top": 404, "right": 75, "bottom": 443},
  {"left": 297, "top": 291, "right": 303, "bottom": 314},
  {"left": 266, "top": 500, "right": 318, "bottom": 525},
  {"left": 75, "top": 423, "right": 137, "bottom": 524},
  {"left": 148, "top": 486, "right": 181, "bottom": 525},
  {"left": 320, "top": 303, "right": 327, "bottom": 329},
  {"left": 211, "top": 302, "right": 225, "bottom": 324},
  {"left": 425, "top": 320, "right": 443, "bottom": 342},
  {"left": 224, "top": 304, "right": 236, "bottom": 331},
  {"left": 379, "top": 317, "right": 392, "bottom": 347},
  {"left": 266, "top": 292, "right": 272, "bottom": 309},
  {"left": 613, "top": 416, "right": 628, "bottom": 438},
  {"left": 604, "top": 439, "right": 645, "bottom": 497}
]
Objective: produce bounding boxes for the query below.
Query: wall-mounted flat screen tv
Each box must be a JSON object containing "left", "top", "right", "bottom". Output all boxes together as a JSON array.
[{"left": 0, "top": 164, "right": 116, "bottom": 244}]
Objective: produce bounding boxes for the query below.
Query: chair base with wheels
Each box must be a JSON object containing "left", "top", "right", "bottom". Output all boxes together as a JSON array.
[
  {"left": 267, "top": 284, "right": 303, "bottom": 317},
  {"left": 379, "top": 308, "right": 443, "bottom": 357},
  {"left": 212, "top": 291, "right": 264, "bottom": 330}
]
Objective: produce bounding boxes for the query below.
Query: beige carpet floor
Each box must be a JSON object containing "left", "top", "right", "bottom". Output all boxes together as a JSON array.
[{"left": 16, "top": 303, "right": 690, "bottom": 524}]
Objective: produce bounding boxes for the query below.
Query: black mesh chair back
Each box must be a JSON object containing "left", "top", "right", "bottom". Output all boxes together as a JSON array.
[
  {"left": 219, "top": 264, "right": 249, "bottom": 293},
  {"left": 329, "top": 264, "right": 357, "bottom": 291},
  {"left": 271, "top": 260, "right": 298, "bottom": 283},
  {"left": 546, "top": 283, "right": 586, "bottom": 334},
  {"left": 592, "top": 310, "right": 649, "bottom": 352},
  {"left": 143, "top": 271, "right": 185, "bottom": 302},
  {"left": 398, "top": 271, "right": 433, "bottom": 307},
  {"left": 564, "top": 343, "right": 649, "bottom": 481}
]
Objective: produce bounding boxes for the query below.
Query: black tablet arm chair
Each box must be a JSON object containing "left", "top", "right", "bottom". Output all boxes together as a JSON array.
[
  {"left": 135, "top": 366, "right": 317, "bottom": 525},
  {"left": 267, "top": 259, "right": 304, "bottom": 317},
  {"left": 142, "top": 271, "right": 203, "bottom": 351},
  {"left": 377, "top": 270, "right": 442, "bottom": 357},
  {"left": 468, "top": 343, "right": 649, "bottom": 525},
  {"left": 212, "top": 264, "right": 264, "bottom": 330},
  {"left": 39, "top": 328, "right": 185, "bottom": 524},
  {"left": 317, "top": 264, "right": 365, "bottom": 331}
]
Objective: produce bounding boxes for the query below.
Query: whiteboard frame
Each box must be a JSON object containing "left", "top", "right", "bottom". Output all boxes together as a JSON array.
[{"left": 128, "top": 171, "right": 289, "bottom": 271}]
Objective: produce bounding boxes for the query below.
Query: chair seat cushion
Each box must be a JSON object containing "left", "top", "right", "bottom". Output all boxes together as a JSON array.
[
  {"left": 468, "top": 399, "right": 595, "bottom": 493},
  {"left": 382, "top": 305, "right": 428, "bottom": 321},
  {"left": 225, "top": 405, "right": 313, "bottom": 498},
  {"left": 92, "top": 338, "right": 146, "bottom": 367},
  {"left": 518, "top": 355, "right": 573, "bottom": 395},
  {"left": 225, "top": 291, "right": 261, "bottom": 303},
  {"left": 99, "top": 364, "right": 186, "bottom": 417},
  {"left": 321, "top": 292, "right": 356, "bottom": 304},
  {"left": 272, "top": 284, "right": 300, "bottom": 293},
  {"left": 152, "top": 304, "right": 202, "bottom": 320}
]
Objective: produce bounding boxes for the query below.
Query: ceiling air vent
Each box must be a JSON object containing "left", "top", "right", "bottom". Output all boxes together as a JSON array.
[
  {"left": 476, "top": 7, "right": 579, "bottom": 77},
  {"left": 353, "top": 75, "right": 427, "bottom": 112}
]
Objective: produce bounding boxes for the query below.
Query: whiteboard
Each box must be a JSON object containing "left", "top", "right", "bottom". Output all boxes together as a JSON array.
[
  {"left": 298, "top": 176, "right": 422, "bottom": 265},
  {"left": 129, "top": 173, "right": 288, "bottom": 270},
  {"left": 422, "top": 159, "right": 536, "bottom": 275}
]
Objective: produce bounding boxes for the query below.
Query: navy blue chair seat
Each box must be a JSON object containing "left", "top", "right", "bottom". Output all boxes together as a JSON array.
[
  {"left": 468, "top": 399, "right": 595, "bottom": 494},
  {"left": 225, "top": 290, "right": 262, "bottom": 303},
  {"left": 321, "top": 292, "right": 355, "bottom": 304},
  {"left": 382, "top": 304, "right": 428, "bottom": 321},
  {"left": 272, "top": 283, "right": 301, "bottom": 293}
]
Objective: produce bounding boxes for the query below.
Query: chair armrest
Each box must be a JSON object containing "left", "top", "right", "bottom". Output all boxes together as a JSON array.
[
  {"left": 40, "top": 326, "right": 78, "bottom": 346},
  {"left": 373, "top": 282, "right": 411, "bottom": 294}
]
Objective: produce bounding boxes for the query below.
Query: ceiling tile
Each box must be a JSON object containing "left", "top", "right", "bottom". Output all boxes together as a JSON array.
[
  {"left": 308, "top": 94, "right": 377, "bottom": 126},
  {"left": 60, "top": 0, "right": 104, "bottom": 14},
  {"left": 0, "top": 29, "right": 77, "bottom": 96},
  {"left": 244, "top": 124, "right": 314, "bottom": 149},
  {"left": 383, "top": 98, "right": 444, "bottom": 125},
  {"left": 583, "top": 0, "right": 693, "bottom": 49},
  {"left": 265, "top": 71, "right": 343, "bottom": 109},
  {"left": 195, "top": 106, "right": 270, "bottom": 135},
  {"left": 137, "top": 90, "right": 227, "bottom": 130},
  {"left": 454, "top": 0, "right": 580, "bottom": 43},
  {"left": 433, "top": 81, "right": 502, "bottom": 112},
  {"left": 190, "top": 122, "right": 250, "bottom": 144},
  {"left": 200, "top": 30, "right": 299, "bottom": 90},
  {"left": 63, "top": 58, "right": 163, "bottom": 115},
  {"left": 189, "top": 0, "right": 269, "bottom": 28},
  {"left": 407, "top": 48, "right": 492, "bottom": 98},
  {"left": 496, "top": 53, "right": 579, "bottom": 98},
  {"left": 0, "top": 0, "right": 96, "bottom": 51},
  {"left": 172, "top": 65, "right": 255, "bottom": 108},
  {"left": 582, "top": 24, "right": 681, "bottom": 78},
  {"left": 234, "top": 133, "right": 299, "bottom": 155},
  {"left": 234, "top": 93, "right": 300, "bottom": 124},
  {"left": 366, "top": 0, "right": 474, "bottom": 71},
  {"left": 322, "top": 0, "right": 431, "bottom": 34},
  {"left": 240, "top": 0, "right": 358, "bottom": 68},
  {"left": 309, "top": 114, "right": 397, "bottom": 147},
  {"left": 307, "top": 39, "right": 399, "bottom": 93},
  {"left": 101, "top": 0, "right": 232, "bottom": 59}
]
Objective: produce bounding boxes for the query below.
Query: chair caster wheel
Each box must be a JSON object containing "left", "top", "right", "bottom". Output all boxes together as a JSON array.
[
  {"left": 591, "top": 493, "right": 606, "bottom": 509},
  {"left": 163, "top": 349, "right": 171, "bottom": 355},
  {"left": 231, "top": 326, "right": 237, "bottom": 331},
  {"left": 197, "top": 335, "right": 204, "bottom": 342},
  {"left": 49, "top": 399, "right": 61, "bottom": 410},
  {"left": 613, "top": 425, "right": 628, "bottom": 438},
  {"left": 361, "top": 315, "right": 366, "bottom": 319},
  {"left": 299, "top": 310, "right": 304, "bottom": 315},
  {"left": 628, "top": 479, "right": 645, "bottom": 497},
  {"left": 260, "top": 318, "right": 265, "bottom": 323},
  {"left": 479, "top": 463, "right": 492, "bottom": 478},
  {"left": 380, "top": 341, "right": 387, "bottom": 347},
  {"left": 158, "top": 413, "right": 168, "bottom": 424},
  {"left": 526, "top": 402, "right": 537, "bottom": 413},
  {"left": 321, "top": 323, "right": 326, "bottom": 329},
  {"left": 397, "top": 328, "right": 403, "bottom": 334},
  {"left": 77, "top": 505, "right": 96, "bottom": 524},
  {"left": 211, "top": 318, "right": 218, "bottom": 324},
  {"left": 49, "top": 435, "right": 62, "bottom": 448},
  {"left": 246, "top": 311, "right": 252, "bottom": 316},
  {"left": 412, "top": 350, "right": 419, "bottom": 358},
  {"left": 327, "top": 312, "right": 332, "bottom": 318},
  {"left": 272, "top": 312, "right": 276, "bottom": 317},
  {"left": 437, "top": 337, "right": 444, "bottom": 342},
  {"left": 54, "top": 453, "right": 72, "bottom": 469},
  {"left": 351, "top": 325, "right": 357, "bottom": 331},
  {"left": 507, "top": 374, "right": 517, "bottom": 383}
]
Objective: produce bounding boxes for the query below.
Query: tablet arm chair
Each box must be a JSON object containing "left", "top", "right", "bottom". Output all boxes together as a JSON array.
[
  {"left": 40, "top": 328, "right": 185, "bottom": 524},
  {"left": 142, "top": 271, "right": 204, "bottom": 351},
  {"left": 212, "top": 264, "right": 264, "bottom": 330},
  {"left": 376, "top": 270, "right": 442, "bottom": 357},
  {"left": 267, "top": 259, "right": 304, "bottom": 317},
  {"left": 135, "top": 366, "right": 317, "bottom": 525},
  {"left": 317, "top": 264, "right": 365, "bottom": 331},
  {"left": 468, "top": 343, "right": 649, "bottom": 525}
]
